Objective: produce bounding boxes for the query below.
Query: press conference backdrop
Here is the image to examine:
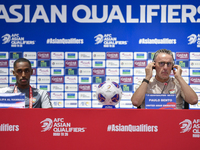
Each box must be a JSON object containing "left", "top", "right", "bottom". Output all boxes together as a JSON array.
[{"left": 0, "top": 0, "right": 200, "bottom": 109}]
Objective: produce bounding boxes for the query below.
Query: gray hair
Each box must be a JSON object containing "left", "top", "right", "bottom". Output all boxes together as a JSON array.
[{"left": 153, "top": 49, "right": 174, "bottom": 62}]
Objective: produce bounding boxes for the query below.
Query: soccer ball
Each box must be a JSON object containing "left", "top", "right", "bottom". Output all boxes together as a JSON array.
[{"left": 96, "top": 81, "right": 122, "bottom": 105}]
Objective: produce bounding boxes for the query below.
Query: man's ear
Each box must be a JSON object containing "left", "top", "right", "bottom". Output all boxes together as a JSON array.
[{"left": 13, "top": 70, "right": 16, "bottom": 76}]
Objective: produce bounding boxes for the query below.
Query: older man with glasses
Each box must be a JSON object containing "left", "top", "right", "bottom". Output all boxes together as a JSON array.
[{"left": 131, "top": 49, "right": 198, "bottom": 109}]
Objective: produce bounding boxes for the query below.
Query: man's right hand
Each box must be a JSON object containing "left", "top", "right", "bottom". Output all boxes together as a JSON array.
[{"left": 145, "top": 62, "right": 155, "bottom": 80}]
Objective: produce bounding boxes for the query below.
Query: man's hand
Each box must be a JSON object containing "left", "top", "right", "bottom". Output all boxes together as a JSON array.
[
  {"left": 145, "top": 62, "right": 155, "bottom": 80},
  {"left": 173, "top": 65, "right": 182, "bottom": 79}
]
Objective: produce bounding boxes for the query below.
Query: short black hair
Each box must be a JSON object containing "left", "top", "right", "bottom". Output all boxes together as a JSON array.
[
  {"left": 153, "top": 49, "right": 174, "bottom": 63},
  {"left": 14, "top": 58, "right": 32, "bottom": 68}
]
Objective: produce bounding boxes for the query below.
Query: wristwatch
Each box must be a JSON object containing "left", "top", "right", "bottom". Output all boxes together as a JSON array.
[{"left": 142, "top": 79, "right": 149, "bottom": 84}]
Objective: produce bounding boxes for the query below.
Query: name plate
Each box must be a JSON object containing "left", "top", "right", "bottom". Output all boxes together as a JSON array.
[
  {"left": 0, "top": 93, "right": 25, "bottom": 108},
  {"left": 145, "top": 94, "right": 176, "bottom": 109}
]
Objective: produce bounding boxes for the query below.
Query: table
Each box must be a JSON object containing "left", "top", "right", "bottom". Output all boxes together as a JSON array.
[{"left": 0, "top": 109, "right": 199, "bottom": 150}]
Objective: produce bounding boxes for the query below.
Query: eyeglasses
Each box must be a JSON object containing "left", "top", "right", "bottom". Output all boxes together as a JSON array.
[{"left": 156, "top": 62, "right": 173, "bottom": 67}]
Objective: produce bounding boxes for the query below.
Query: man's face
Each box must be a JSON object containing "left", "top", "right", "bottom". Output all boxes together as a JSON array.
[
  {"left": 155, "top": 53, "right": 173, "bottom": 82},
  {"left": 13, "top": 62, "right": 33, "bottom": 89}
]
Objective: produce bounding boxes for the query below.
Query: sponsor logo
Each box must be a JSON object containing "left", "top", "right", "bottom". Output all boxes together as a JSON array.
[
  {"left": 51, "top": 52, "right": 64, "bottom": 59},
  {"left": 106, "top": 69, "right": 119, "bottom": 75},
  {"left": 41, "top": 118, "right": 86, "bottom": 136},
  {"left": 37, "top": 52, "right": 50, "bottom": 59},
  {"left": 32, "top": 68, "right": 36, "bottom": 75},
  {"left": 0, "top": 123, "right": 19, "bottom": 132},
  {"left": 134, "top": 69, "right": 145, "bottom": 75},
  {"left": 65, "top": 52, "right": 78, "bottom": 59},
  {"left": 51, "top": 68, "right": 64, "bottom": 75},
  {"left": 187, "top": 34, "right": 200, "bottom": 48},
  {"left": 94, "top": 34, "right": 128, "bottom": 48},
  {"left": 79, "top": 60, "right": 91, "bottom": 67},
  {"left": 121, "top": 69, "right": 132, "bottom": 75},
  {"left": 65, "top": 101, "right": 78, "bottom": 108},
  {"left": 80, "top": 77, "right": 90, "bottom": 83},
  {"left": 93, "top": 61, "right": 105, "bottom": 67},
  {"left": 65, "top": 60, "right": 78, "bottom": 67},
  {"left": 121, "top": 92, "right": 132, "bottom": 99},
  {"left": 93, "top": 76, "right": 105, "bottom": 84},
  {"left": 39, "top": 85, "right": 48, "bottom": 91},
  {"left": 120, "top": 52, "right": 133, "bottom": 59},
  {"left": 148, "top": 52, "right": 155, "bottom": 60},
  {"left": 179, "top": 119, "right": 200, "bottom": 138},
  {"left": 93, "top": 52, "right": 105, "bottom": 59},
  {"left": 9, "top": 60, "right": 15, "bottom": 67},
  {"left": 182, "top": 69, "right": 189, "bottom": 76},
  {"left": 51, "top": 60, "right": 64, "bottom": 67},
  {"left": 190, "top": 61, "right": 200, "bottom": 68},
  {"left": 24, "top": 52, "right": 36, "bottom": 59},
  {"left": 65, "top": 84, "right": 78, "bottom": 91},
  {"left": 0, "top": 52, "right": 8, "bottom": 59},
  {"left": 46, "top": 38, "right": 84, "bottom": 44},
  {"left": 79, "top": 93, "right": 91, "bottom": 99},
  {"left": 176, "top": 52, "right": 189, "bottom": 59},
  {"left": 79, "top": 52, "right": 91, "bottom": 59},
  {"left": 37, "top": 76, "right": 50, "bottom": 83},
  {"left": 134, "top": 60, "right": 147, "bottom": 67},
  {"left": 107, "top": 124, "right": 158, "bottom": 132},
  {"left": 176, "top": 61, "right": 189, "bottom": 68},
  {"left": 51, "top": 76, "right": 64, "bottom": 83},
  {"left": 79, "top": 68, "right": 91, "bottom": 75},
  {"left": 79, "top": 84, "right": 91, "bottom": 91},
  {"left": 190, "top": 69, "right": 200, "bottom": 76},
  {"left": 65, "top": 76, "right": 78, "bottom": 83},
  {"left": 120, "top": 61, "right": 133, "bottom": 67},
  {"left": 10, "top": 52, "right": 22, "bottom": 59},
  {"left": 139, "top": 38, "right": 176, "bottom": 44},
  {"left": 106, "top": 52, "right": 119, "bottom": 59},
  {"left": 1, "top": 33, "right": 35, "bottom": 47},
  {"left": 92, "top": 84, "right": 99, "bottom": 92},
  {"left": 0, "top": 60, "right": 8, "bottom": 67},
  {"left": 106, "top": 60, "right": 119, "bottom": 67},
  {"left": 120, "top": 77, "right": 133, "bottom": 83},
  {"left": 66, "top": 93, "right": 76, "bottom": 99},
  {"left": 51, "top": 92, "right": 64, "bottom": 99},
  {"left": 79, "top": 101, "right": 91, "bottom": 107},
  {"left": 52, "top": 101, "right": 63, "bottom": 107},
  {"left": 106, "top": 76, "right": 119, "bottom": 83},
  {"left": 51, "top": 84, "right": 64, "bottom": 91},
  {"left": 121, "top": 85, "right": 132, "bottom": 92},
  {"left": 93, "top": 68, "right": 105, "bottom": 75},
  {"left": 65, "top": 68, "right": 78, "bottom": 75},
  {"left": 190, "top": 52, "right": 200, "bottom": 60},
  {"left": 190, "top": 77, "right": 200, "bottom": 84},
  {"left": 134, "top": 52, "right": 147, "bottom": 59},
  {"left": 37, "top": 68, "right": 50, "bottom": 75},
  {"left": 0, "top": 76, "right": 8, "bottom": 83},
  {"left": 190, "top": 85, "right": 200, "bottom": 92}
]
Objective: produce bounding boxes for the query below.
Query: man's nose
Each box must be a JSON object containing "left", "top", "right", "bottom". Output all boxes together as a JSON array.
[
  {"left": 22, "top": 71, "right": 26, "bottom": 77},
  {"left": 163, "top": 64, "right": 168, "bottom": 69}
]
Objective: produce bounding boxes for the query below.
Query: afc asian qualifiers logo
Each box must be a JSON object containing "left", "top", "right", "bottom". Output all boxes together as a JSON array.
[
  {"left": 187, "top": 34, "right": 200, "bottom": 48},
  {"left": 94, "top": 34, "right": 128, "bottom": 48},
  {"left": 1, "top": 33, "right": 35, "bottom": 47},
  {"left": 179, "top": 119, "right": 200, "bottom": 138},
  {"left": 40, "top": 118, "right": 86, "bottom": 137},
  {"left": 40, "top": 118, "right": 53, "bottom": 132},
  {"left": 179, "top": 119, "right": 192, "bottom": 133}
]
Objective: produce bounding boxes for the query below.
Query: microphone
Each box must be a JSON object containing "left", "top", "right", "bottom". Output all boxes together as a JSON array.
[{"left": 161, "top": 82, "right": 168, "bottom": 94}]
